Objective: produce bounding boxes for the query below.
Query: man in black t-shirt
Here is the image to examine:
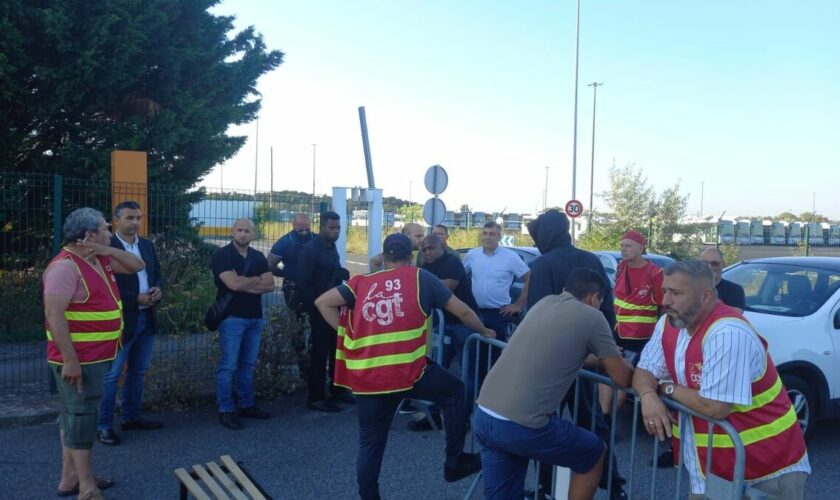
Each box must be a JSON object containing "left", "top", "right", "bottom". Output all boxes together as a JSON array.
[
  {"left": 211, "top": 218, "right": 275, "bottom": 430},
  {"left": 297, "top": 211, "right": 351, "bottom": 412},
  {"left": 700, "top": 247, "right": 746, "bottom": 309}
]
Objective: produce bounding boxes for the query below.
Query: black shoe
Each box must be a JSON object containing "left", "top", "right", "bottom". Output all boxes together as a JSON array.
[
  {"left": 444, "top": 453, "right": 481, "bottom": 482},
  {"left": 407, "top": 413, "right": 443, "bottom": 432},
  {"left": 121, "top": 418, "right": 164, "bottom": 431},
  {"left": 329, "top": 389, "right": 357, "bottom": 405},
  {"left": 96, "top": 428, "right": 121, "bottom": 446},
  {"left": 609, "top": 486, "right": 628, "bottom": 500},
  {"left": 238, "top": 406, "right": 271, "bottom": 419},
  {"left": 219, "top": 411, "right": 243, "bottom": 430},
  {"left": 307, "top": 400, "right": 341, "bottom": 413},
  {"left": 654, "top": 448, "right": 675, "bottom": 468}
]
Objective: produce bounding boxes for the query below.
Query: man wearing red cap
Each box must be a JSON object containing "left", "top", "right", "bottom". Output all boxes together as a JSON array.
[{"left": 601, "top": 230, "right": 664, "bottom": 418}]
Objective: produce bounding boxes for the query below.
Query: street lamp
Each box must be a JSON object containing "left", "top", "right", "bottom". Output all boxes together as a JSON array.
[
  {"left": 587, "top": 82, "right": 603, "bottom": 228},
  {"left": 311, "top": 144, "right": 317, "bottom": 218},
  {"left": 543, "top": 166, "right": 549, "bottom": 211},
  {"left": 570, "top": 0, "right": 581, "bottom": 240}
]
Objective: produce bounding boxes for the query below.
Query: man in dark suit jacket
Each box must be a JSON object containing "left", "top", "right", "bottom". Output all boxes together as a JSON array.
[{"left": 97, "top": 201, "right": 165, "bottom": 445}]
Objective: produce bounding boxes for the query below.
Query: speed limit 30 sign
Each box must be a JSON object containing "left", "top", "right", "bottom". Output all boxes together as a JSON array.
[{"left": 565, "top": 199, "right": 584, "bottom": 218}]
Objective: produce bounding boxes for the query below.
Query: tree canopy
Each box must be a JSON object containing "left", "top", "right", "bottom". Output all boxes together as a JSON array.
[{"left": 0, "top": 0, "right": 282, "bottom": 189}]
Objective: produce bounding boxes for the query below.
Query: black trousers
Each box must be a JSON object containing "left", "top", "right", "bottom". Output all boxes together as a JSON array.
[
  {"left": 356, "top": 361, "right": 467, "bottom": 500},
  {"left": 307, "top": 309, "right": 337, "bottom": 402}
]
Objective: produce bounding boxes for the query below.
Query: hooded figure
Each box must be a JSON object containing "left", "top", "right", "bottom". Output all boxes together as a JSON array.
[{"left": 525, "top": 210, "right": 616, "bottom": 327}]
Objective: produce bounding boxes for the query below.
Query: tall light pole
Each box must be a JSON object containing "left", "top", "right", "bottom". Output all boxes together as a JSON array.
[
  {"left": 570, "top": 0, "right": 581, "bottom": 240},
  {"left": 311, "top": 144, "right": 317, "bottom": 218},
  {"left": 700, "top": 181, "right": 705, "bottom": 218},
  {"left": 254, "top": 119, "right": 259, "bottom": 196},
  {"left": 543, "top": 166, "right": 549, "bottom": 211},
  {"left": 587, "top": 82, "right": 603, "bottom": 228}
]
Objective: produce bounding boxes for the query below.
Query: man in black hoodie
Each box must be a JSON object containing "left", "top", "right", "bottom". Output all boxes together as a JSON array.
[{"left": 524, "top": 209, "right": 627, "bottom": 500}]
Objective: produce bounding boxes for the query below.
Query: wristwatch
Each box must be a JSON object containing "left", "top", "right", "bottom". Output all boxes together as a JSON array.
[{"left": 660, "top": 382, "right": 676, "bottom": 398}]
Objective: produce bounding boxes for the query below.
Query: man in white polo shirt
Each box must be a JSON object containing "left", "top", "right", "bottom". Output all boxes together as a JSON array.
[{"left": 463, "top": 221, "right": 530, "bottom": 342}]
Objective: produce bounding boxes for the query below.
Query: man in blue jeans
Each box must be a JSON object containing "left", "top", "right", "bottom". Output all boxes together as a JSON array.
[
  {"left": 211, "top": 218, "right": 275, "bottom": 430},
  {"left": 98, "top": 201, "right": 165, "bottom": 446},
  {"left": 473, "top": 269, "right": 633, "bottom": 500}
]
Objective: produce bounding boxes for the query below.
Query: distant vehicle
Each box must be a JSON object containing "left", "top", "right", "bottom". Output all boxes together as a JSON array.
[
  {"left": 750, "top": 220, "right": 766, "bottom": 245},
  {"left": 719, "top": 220, "right": 735, "bottom": 244},
  {"left": 830, "top": 225, "right": 840, "bottom": 246},
  {"left": 808, "top": 223, "right": 826, "bottom": 246},
  {"left": 789, "top": 222, "right": 803, "bottom": 246},
  {"left": 770, "top": 221, "right": 787, "bottom": 245},
  {"left": 723, "top": 256, "right": 840, "bottom": 438},
  {"left": 736, "top": 221, "right": 751, "bottom": 246},
  {"left": 595, "top": 250, "right": 677, "bottom": 271}
]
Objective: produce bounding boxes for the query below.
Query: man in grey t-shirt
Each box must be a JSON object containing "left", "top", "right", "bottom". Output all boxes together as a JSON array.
[{"left": 473, "top": 268, "right": 633, "bottom": 500}]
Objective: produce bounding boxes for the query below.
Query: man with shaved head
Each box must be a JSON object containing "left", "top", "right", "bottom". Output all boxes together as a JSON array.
[
  {"left": 211, "top": 218, "right": 275, "bottom": 430},
  {"left": 268, "top": 213, "right": 314, "bottom": 312},
  {"left": 369, "top": 222, "right": 425, "bottom": 272}
]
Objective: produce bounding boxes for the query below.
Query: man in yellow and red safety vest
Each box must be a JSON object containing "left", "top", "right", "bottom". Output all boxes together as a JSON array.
[
  {"left": 613, "top": 230, "right": 664, "bottom": 351},
  {"left": 44, "top": 207, "right": 145, "bottom": 499},
  {"left": 316, "top": 233, "right": 496, "bottom": 500},
  {"left": 633, "top": 260, "right": 809, "bottom": 499}
]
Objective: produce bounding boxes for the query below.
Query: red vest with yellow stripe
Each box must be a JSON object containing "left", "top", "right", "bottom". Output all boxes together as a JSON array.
[
  {"left": 334, "top": 266, "right": 429, "bottom": 395},
  {"left": 45, "top": 249, "right": 123, "bottom": 365},
  {"left": 663, "top": 302, "right": 807, "bottom": 481},
  {"left": 614, "top": 260, "right": 661, "bottom": 340}
]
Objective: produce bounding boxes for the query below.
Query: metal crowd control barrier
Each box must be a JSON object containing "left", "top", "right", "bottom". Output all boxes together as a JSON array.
[
  {"left": 460, "top": 334, "right": 759, "bottom": 500},
  {"left": 394, "top": 309, "right": 447, "bottom": 428}
]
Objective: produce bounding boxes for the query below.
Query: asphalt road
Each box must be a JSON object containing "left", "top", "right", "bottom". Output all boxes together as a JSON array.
[{"left": 1, "top": 390, "right": 838, "bottom": 499}]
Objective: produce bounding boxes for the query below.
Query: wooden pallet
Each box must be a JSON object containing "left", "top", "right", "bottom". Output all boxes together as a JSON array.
[{"left": 175, "top": 455, "right": 270, "bottom": 500}]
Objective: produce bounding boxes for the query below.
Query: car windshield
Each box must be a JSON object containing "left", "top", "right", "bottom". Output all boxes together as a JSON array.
[{"left": 723, "top": 262, "right": 840, "bottom": 317}]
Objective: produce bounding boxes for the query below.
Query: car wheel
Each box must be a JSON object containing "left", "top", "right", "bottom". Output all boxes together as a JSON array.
[{"left": 781, "top": 374, "right": 814, "bottom": 440}]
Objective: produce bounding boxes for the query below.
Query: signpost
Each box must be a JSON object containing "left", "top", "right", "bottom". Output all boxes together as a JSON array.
[
  {"left": 423, "top": 165, "right": 448, "bottom": 230},
  {"left": 565, "top": 199, "right": 584, "bottom": 218}
]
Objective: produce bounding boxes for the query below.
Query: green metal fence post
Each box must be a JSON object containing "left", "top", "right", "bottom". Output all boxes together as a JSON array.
[
  {"left": 53, "top": 174, "right": 63, "bottom": 256},
  {"left": 805, "top": 224, "right": 811, "bottom": 257}
]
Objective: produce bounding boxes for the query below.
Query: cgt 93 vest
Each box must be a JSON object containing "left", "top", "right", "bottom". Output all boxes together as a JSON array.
[
  {"left": 614, "top": 260, "right": 661, "bottom": 340},
  {"left": 45, "top": 249, "right": 123, "bottom": 365},
  {"left": 663, "top": 302, "right": 807, "bottom": 482},
  {"left": 334, "top": 266, "right": 429, "bottom": 395}
]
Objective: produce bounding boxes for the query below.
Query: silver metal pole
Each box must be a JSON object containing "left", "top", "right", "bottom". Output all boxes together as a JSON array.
[
  {"left": 571, "top": 0, "right": 581, "bottom": 241},
  {"left": 254, "top": 119, "right": 259, "bottom": 195},
  {"left": 358, "top": 106, "right": 376, "bottom": 189},
  {"left": 587, "top": 82, "right": 603, "bottom": 228},
  {"left": 311, "top": 144, "right": 317, "bottom": 218},
  {"left": 543, "top": 166, "right": 549, "bottom": 211}
]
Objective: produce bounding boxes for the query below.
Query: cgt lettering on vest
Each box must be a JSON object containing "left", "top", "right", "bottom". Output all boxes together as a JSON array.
[{"left": 361, "top": 279, "right": 406, "bottom": 326}]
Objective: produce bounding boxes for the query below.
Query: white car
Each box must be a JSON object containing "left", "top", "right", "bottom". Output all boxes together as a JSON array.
[{"left": 723, "top": 256, "right": 840, "bottom": 438}]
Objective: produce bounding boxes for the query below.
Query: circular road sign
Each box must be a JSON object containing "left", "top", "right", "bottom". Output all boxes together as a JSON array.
[
  {"left": 565, "top": 199, "right": 584, "bottom": 218},
  {"left": 424, "top": 164, "right": 449, "bottom": 195},
  {"left": 423, "top": 198, "right": 446, "bottom": 227}
]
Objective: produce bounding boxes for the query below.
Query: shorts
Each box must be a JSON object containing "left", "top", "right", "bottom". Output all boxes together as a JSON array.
[{"left": 50, "top": 361, "right": 109, "bottom": 450}]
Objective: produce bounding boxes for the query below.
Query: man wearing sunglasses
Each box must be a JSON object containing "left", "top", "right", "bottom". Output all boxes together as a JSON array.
[{"left": 699, "top": 247, "right": 745, "bottom": 310}]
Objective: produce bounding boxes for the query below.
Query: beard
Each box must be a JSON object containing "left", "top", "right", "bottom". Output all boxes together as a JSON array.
[{"left": 666, "top": 300, "right": 701, "bottom": 329}]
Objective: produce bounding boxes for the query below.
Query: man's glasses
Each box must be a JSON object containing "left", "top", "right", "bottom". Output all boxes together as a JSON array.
[
  {"left": 702, "top": 260, "right": 723, "bottom": 268},
  {"left": 295, "top": 228, "right": 310, "bottom": 233},
  {"left": 420, "top": 246, "right": 437, "bottom": 252}
]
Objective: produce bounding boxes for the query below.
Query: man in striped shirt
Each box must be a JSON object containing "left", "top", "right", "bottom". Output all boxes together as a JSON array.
[{"left": 633, "top": 261, "right": 809, "bottom": 499}]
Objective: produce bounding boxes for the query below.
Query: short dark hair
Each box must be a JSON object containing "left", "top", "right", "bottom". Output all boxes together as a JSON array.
[
  {"left": 565, "top": 268, "right": 607, "bottom": 302},
  {"left": 320, "top": 211, "right": 340, "bottom": 227},
  {"left": 483, "top": 221, "right": 501, "bottom": 233},
  {"left": 663, "top": 260, "right": 716, "bottom": 291},
  {"left": 433, "top": 224, "right": 448, "bottom": 234},
  {"left": 114, "top": 200, "right": 141, "bottom": 217}
]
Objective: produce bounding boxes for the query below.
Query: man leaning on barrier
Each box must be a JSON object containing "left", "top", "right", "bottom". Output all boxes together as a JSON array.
[
  {"left": 473, "top": 268, "right": 633, "bottom": 500},
  {"left": 633, "top": 260, "right": 809, "bottom": 500},
  {"left": 315, "top": 233, "right": 496, "bottom": 500}
]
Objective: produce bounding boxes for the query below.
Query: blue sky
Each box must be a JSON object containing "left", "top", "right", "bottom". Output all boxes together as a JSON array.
[{"left": 206, "top": 1, "right": 840, "bottom": 219}]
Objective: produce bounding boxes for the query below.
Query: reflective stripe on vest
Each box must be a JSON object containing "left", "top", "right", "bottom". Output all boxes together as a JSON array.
[
  {"left": 614, "top": 261, "right": 660, "bottom": 340},
  {"left": 662, "top": 302, "right": 807, "bottom": 481},
  {"left": 334, "top": 266, "right": 429, "bottom": 395},
  {"left": 45, "top": 249, "right": 123, "bottom": 365}
]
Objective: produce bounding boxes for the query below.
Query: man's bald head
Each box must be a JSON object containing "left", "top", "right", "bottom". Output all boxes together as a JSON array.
[
  {"left": 402, "top": 222, "right": 424, "bottom": 250},
  {"left": 232, "top": 218, "right": 256, "bottom": 248},
  {"left": 292, "top": 213, "right": 311, "bottom": 236}
]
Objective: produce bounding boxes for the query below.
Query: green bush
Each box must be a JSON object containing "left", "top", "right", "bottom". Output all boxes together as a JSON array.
[
  {"left": 0, "top": 267, "right": 44, "bottom": 341},
  {"left": 253, "top": 305, "right": 308, "bottom": 399}
]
